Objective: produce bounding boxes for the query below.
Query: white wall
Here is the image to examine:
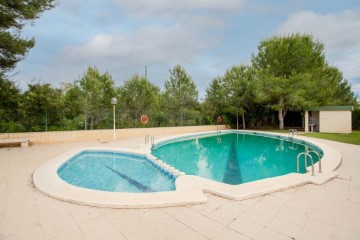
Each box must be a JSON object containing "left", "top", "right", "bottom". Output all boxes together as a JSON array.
[
  {"left": 319, "top": 111, "right": 352, "bottom": 133},
  {"left": 0, "top": 125, "right": 228, "bottom": 145}
]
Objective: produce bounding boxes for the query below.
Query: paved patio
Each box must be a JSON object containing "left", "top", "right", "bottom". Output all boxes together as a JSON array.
[{"left": 0, "top": 135, "right": 359, "bottom": 240}]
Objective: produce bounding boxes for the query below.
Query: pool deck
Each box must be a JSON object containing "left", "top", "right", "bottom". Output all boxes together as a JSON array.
[{"left": 1, "top": 134, "right": 360, "bottom": 240}]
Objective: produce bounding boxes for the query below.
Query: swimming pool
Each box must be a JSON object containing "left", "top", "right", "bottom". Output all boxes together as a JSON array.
[
  {"left": 152, "top": 132, "right": 322, "bottom": 185},
  {"left": 57, "top": 150, "right": 176, "bottom": 193},
  {"left": 33, "top": 131, "right": 340, "bottom": 208}
]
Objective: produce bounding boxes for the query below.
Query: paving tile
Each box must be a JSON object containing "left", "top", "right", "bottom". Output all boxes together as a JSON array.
[
  {"left": 344, "top": 202, "right": 360, "bottom": 234},
  {"left": 256, "top": 226, "right": 292, "bottom": 240},
  {"left": 316, "top": 187, "right": 349, "bottom": 207},
  {"left": 241, "top": 201, "right": 279, "bottom": 225},
  {"left": 160, "top": 206, "right": 187, "bottom": 216},
  {"left": 310, "top": 202, "right": 344, "bottom": 227},
  {"left": 236, "top": 196, "right": 262, "bottom": 207},
  {"left": 48, "top": 226, "right": 84, "bottom": 240},
  {"left": 342, "top": 230, "right": 360, "bottom": 240},
  {"left": 348, "top": 182, "right": 360, "bottom": 204},
  {"left": 261, "top": 191, "right": 292, "bottom": 208},
  {"left": 211, "top": 228, "right": 251, "bottom": 240},
  {"left": 71, "top": 206, "right": 104, "bottom": 224},
  {"left": 64, "top": 202, "right": 93, "bottom": 215},
  {"left": 266, "top": 216, "right": 303, "bottom": 239},
  {"left": 188, "top": 193, "right": 228, "bottom": 214},
  {"left": 105, "top": 209, "right": 147, "bottom": 238},
  {"left": 2, "top": 204, "right": 41, "bottom": 238},
  {"left": 268, "top": 204, "right": 310, "bottom": 236},
  {"left": 286, "top": 188, "right": 320, "bottom": 211},
  {"left": 228, "top": 216, "right": 263, "bottom": 239},
  {"left": 173, "top": 207, "right": 225, "bottom": 239},
  {"left": 35, "top": 200, "right": 78, "bottom": 239},
  {"left": 127, "top": 227, "right": 169, "bottom": 240},
  {"left": 297, "top": 218, "right": 343, "bottom": 240},
  {"left": 136, "top": 208, "right": 170, "bottom": 222},
  {"left": 206, "top": 200, "right": 247, "bottom": 226},
  {"left": 172, "top": 228, "right": 208, "bottom": 240},
  {"left": 79, "top": 215, "right": 126, "bottom": 240},
  {"left": 322, "top": 177, "right": 350, "bottom": 195},
  {"left": 149, "top": 216, "right": 188, "bottom": 239}
]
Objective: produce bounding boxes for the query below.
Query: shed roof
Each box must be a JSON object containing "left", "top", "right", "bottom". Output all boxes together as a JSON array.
[{"left": 306, "top": 106, "right": 353, "bottom": 111}]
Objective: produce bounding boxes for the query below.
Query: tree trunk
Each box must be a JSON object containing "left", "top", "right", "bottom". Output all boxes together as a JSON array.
[
  {"left": 278, "top": 109, "right": 284, "bottom": 130},
  {"left": 278, "top": 108, "right": 287, "bottom": 130},
  {"left": 242, "top": 112, "right": 246, "bottom": 130},
  {"left": 90, "top": 115, "right": 94, "bottom": 130}
]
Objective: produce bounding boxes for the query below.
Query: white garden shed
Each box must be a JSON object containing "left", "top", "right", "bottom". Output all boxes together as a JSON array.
[{"left": 304, "top": 106, "right": 353, "bottom": 133}]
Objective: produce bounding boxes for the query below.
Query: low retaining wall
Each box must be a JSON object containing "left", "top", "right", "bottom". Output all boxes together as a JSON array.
[{"left": 0, "top": 125, "right": 228, "bottom": 145}]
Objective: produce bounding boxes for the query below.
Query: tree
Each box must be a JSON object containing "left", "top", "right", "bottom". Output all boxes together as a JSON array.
[
  {"left": 251, "top": 34, "right": 328, "bottom": 129},
  {"left": 203, "top": 77, "right": 227, "bottom": 123},
  {"left": 21, "top": 82, "right": 62, "bottom": 132},
  {"left": 0, "top": 0, "right": 55, "bottom": 74},
  {"left": 223, "top": 65, "right": 255, "bottom": 129},
  {"left": 0, "top": 74, "right": 23, "bottom": 132},
  {"left": 118, "top": 75, "right": 160, "bottom": 127},
  {"left": 163, "top": 64, "right": 200, "bottom": 125},
  {"left": 78, "top": 66, "right": 116, "bottom": 129},
  {"left": 313, "top": 65, "right": 358, "bottom": 107}
]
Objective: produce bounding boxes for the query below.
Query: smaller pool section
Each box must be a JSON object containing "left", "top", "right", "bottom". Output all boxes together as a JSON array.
[{"left": 57, "top": 150, "right": 176, "bottom": 193}]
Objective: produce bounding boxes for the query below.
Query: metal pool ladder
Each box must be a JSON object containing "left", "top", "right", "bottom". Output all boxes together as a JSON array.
[
  {"left": 296, "top": 150, "right": 322, "bottom": 176},
  {"left": 145, "top": 135, "right": 155, "bottom": 147},
  {"left": 288, "top": 129, "right": 298, "bottom": 139}
]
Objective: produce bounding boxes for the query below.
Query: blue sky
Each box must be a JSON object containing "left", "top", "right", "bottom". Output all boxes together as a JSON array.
[{"left": 11, "top": 0, "right": 360, "bottom": 99}]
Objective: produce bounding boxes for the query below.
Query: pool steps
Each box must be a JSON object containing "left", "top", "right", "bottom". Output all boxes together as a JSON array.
[{"left": 145, "top": 155, "right": 185, "bottom": 178}]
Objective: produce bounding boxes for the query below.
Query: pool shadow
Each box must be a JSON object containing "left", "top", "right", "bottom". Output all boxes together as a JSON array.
[
  {"left": 222, "top": 140, "right": 242, "bottom": 184},
  {"left": 104, "top": 165, "right": 155, "bottom": 192}
]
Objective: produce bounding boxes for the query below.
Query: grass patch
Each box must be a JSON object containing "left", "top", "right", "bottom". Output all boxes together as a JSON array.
[{"left": 302, "top": 131, "right": 360, "bottom": 145}]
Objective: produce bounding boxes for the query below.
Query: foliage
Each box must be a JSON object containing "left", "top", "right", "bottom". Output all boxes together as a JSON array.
[
  {"left": 118, "top": 75, "right": 160, "bottom": 127},
  {"left": 203, "top": 65, "right": 256, "bottom": 128},
  {"left": 203, "top": 77, "right": 227, "bottom": 119},
  {"left": 0, "top": 74, "right": 23, "bottom": 132},
  {"left": 0, "top": 32, "right": 358, "bottom": 133},
  {"left": 251, "top": 33, "right": 357, "bottom": 129},
  {"left": 353, "top": 109, "right": 360, "bottom": 130},
  {"left": 78, "top": 66, "right": 116, "bottom": 129},
  {"left": 0, "top": 0, "right": 55, "bottom": 73},
  {"left": 21, "top": 82, "right": 62, "bottom": 132},
  {"left": 223, "top": 65, "right": 255, "bottom": 129},
  {"left": 163, "top": 64, "right": 201, "bottom": 126}
]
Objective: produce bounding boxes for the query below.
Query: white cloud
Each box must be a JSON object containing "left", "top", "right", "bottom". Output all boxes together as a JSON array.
[
  {"left": 56, "top": 25, "right": 219, "bottom": 89},
  {"left": 60, "top": 25, "right": 212, "bottom": 65},
  {"left": 275, "top": 10, "right": 360, "bottom": 81}
]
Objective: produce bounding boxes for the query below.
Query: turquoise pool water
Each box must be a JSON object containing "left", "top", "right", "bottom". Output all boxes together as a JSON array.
[
  {"left": 57, "top": 151, "right": 176, "bottom": 193},
  {"left": 151, "top": 132, "right": 322, "bottom": 185}
]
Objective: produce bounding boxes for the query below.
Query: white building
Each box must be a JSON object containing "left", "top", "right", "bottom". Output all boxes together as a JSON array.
[{"left": 304, "top": 106, "right": 353, "bottom": 133}]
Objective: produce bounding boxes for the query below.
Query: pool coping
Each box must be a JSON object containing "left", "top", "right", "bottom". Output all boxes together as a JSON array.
[{"left": 33, "top": 130, "right": 341, "bottom": 208}]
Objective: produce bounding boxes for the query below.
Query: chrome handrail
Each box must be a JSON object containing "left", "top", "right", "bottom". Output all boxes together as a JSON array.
[
  {"left": 297, "top": 152, "right": 315, "bottom": 176},
  {"left": 307, "top": 150, "right": 322, "bottom": 173}
]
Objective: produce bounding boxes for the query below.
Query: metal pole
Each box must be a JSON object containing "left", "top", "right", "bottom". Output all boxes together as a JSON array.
[
  {"left": 85, "top": 93, "right": 88, "bottom": 130},
  {"left": 113, "top": 104, "right": 116, "bottom": 141}
]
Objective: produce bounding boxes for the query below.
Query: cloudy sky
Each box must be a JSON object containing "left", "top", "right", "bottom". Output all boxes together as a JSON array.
[{"left": 11, "top": 0, "right": 360, "bottom": 98}]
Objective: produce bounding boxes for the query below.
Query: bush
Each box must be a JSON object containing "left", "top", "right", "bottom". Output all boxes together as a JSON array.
[{"left": 353, "top": 109, "right": 360, "bottom": 130}]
